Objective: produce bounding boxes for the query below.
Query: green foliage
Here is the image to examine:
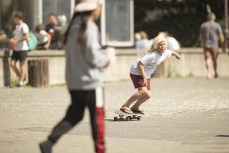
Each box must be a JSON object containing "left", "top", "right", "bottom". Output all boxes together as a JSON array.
[
  {"left": 7, "top": 79, "right": 30, "bottom": 88},
  {"left": 134, "top": 0, "right": 225, "bottom": 47},
  {"left": 175, "top": 72, "right": 182, "bottom": 78},
  {"left": 8, "top": 79, "right": 19, "bottom": 88},
  {"left": 186, "top": 72, "right": 194, "bottom": 77}
]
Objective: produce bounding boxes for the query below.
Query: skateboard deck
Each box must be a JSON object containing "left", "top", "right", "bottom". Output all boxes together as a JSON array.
[{"left": 114, "top": 110, "right": 142, "bottom": 121}]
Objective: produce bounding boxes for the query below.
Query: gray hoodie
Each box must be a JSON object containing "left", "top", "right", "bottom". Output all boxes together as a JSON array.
[{"left": 65, "top": 17, "right": 109, "bottom": 90}]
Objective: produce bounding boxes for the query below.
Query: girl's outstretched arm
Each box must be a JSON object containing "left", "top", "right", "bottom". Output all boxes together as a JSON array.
[{"left": 171, "top": 51, "right": 181, "bottom": 59}]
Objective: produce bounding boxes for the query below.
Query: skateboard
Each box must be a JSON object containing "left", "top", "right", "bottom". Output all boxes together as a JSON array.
[{"left": 114, "top": 110, "right": 142, "bottom": 121}]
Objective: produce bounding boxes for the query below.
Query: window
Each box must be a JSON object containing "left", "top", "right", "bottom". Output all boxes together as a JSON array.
[
  {"left": 101, "top": 0, "right": 134, "bottom": 47},
  {"left": 42, "top": 0, "right": 74, "bottom": 25}
]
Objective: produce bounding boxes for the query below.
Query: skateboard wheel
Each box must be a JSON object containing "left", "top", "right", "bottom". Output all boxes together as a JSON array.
[
  {"left": 114, "top": 117, "right": 118, "bottom": 121},
  {"left": 137, "top": 116, "right": 141, "bottom": 120},
  {"left": 119, "top": 115, "right": 124, "bottom": 118},
  {"left": 126, "top": 116, "right": 131, "bottom": 121}
]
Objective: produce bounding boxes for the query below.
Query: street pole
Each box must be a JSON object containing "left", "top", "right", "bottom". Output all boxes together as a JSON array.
[
  {"left": 0, "top": 0, "right": 2, "bottom": 30},
  {"left": 224, "top": 0, "right": 228, "bottom": 53}
]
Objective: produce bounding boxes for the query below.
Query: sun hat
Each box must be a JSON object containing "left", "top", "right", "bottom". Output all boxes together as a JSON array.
[
  {"left": 151, "top": 35, "right": 166, "bottom": 50},
  {"left": 74, "top": 0, "right": 103, "bottom": 12}
]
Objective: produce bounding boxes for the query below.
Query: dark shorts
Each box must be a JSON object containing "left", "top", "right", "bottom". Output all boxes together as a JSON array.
[
  {"left": 11, "top": 50, "right": 28, "bottom": 64},
  {"left": 37, "top": 42, "right": 48, "bottom": 50},
  {"left": 130, "top": 74, "right": 150, "bottom": 90}
]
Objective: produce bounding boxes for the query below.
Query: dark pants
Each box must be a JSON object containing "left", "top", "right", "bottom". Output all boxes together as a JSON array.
[{"left": 48, "top": 88, "right": 105, "bottom": 153}]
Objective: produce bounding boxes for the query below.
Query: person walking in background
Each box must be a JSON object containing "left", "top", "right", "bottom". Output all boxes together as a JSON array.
[
  {"left": 9, "top": 11, "right": 29, "bottom": 87},
  {"left": 39, "top": 0, "right": 114, "bottom": 153},
  {"left": 35, "top": 24, "right": 51, "bottom": 50},
  {"left": 199, "top": 12, "right": 224, "bottom": 79},
  {"left": 45, "top": 13, "right": 60, "bottom": 50},
  {"left": 120, "top": 35, "right": 180, "bottom": 115}
]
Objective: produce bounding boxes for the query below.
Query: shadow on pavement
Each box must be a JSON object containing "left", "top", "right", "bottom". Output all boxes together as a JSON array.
[{"left": 215, "top": 135, "right": 229, "bottom": 138}]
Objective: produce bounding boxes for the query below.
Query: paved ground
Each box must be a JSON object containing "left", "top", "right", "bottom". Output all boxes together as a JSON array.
[{"left": 0, "top": 77, "right": 229, "bottom": 153}]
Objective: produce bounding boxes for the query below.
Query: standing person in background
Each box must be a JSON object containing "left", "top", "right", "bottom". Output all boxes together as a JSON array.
[
  {"left": 158, "top": 31, "right": 180, "bottom": 51},
  {"left": 45, "top": 13, "right": 60, "bottom": 50},
  {"left": 134, "top": 31, "right": 151, "bottom": 50},
  {"left": 199, "top": 12, "right": 224, "bottom": 79},
  {"left": 9, "top": 11, "right": 29, "bottom": 87},
  {"left": 0, "top": 30, "right": 7, "bottom": 40},
  {"left": 0, "top": 30, "right": 8, "bottom": 49},
  {"left": 35, "top": 24, "right": 51, "bottom": 50},
  {"left": 39, "top": 0, "right": 114, "bottom": 153},
  {"left": 139, "top": 31, "right": 151, "bottom": 49},
  {"left": 56, "top": 15, "right": 68, "bottom": 49},
  {"left": 134, "top": 32, "right": 143, "bottom": 49}
]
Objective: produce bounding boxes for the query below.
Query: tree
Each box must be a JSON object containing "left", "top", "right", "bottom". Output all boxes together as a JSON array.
[{"left": 134, "top": 0, "right": 225, "bottom": 47}]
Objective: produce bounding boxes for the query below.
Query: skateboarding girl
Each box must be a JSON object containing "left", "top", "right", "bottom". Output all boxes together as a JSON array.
[{"left": 120, "top": 35, "right": 180, "bottom": 115}]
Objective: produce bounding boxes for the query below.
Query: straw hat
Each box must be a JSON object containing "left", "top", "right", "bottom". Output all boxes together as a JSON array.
[
  {"left": 74, "top": 0, "right": 103, "bottom": 12},
  {"left": 151, "top": 35, "right": 166, "bottom": 50}
]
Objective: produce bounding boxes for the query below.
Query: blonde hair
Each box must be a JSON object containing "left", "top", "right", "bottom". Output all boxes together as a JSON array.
[{"left": 149, "top": 35, "right": 166, "bottom": 52}]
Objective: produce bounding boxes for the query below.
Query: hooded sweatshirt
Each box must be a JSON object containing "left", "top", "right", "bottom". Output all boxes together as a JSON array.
[{"left": 65, "top": 17, "right": 109, "bottom": 90}]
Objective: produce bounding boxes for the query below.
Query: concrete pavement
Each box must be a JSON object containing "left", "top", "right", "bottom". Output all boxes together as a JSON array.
[{"left": 0, "top": 77, "right": 229, "bottom": 153}]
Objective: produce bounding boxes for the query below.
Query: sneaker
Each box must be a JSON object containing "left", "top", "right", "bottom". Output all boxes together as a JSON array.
[
  {"left": 214, "top": 74, "right": 219, "bottom": 78},
  {"left": 16, "top": 83, "right": 24, "bottom": 88},
  {"left": 16, "top": 81, "right": 24, "bottom": 88},
  {"left": 39, "top": 140, "right": 52, "bottom": 153}
]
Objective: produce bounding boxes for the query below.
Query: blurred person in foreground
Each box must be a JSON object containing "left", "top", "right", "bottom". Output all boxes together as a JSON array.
[
  {"left": 199, "top": 12, "right": 224, "bottom": 79},
  {"left": 39, "top": 0, "right": 115, "bottom": 153},
  {"left": 120, "top": 35, "right": 180, "bottom": 115},
  {"left": 9, "top": 11, "right": 29, "bottom": 87}
]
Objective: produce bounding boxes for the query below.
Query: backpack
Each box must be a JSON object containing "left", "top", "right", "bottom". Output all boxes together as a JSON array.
[
  {"left": 27, "top": 30, "right": 38, "bottom": 51},
  {"left": 21, "top": 29, "right": 38, "bottom": 51}
]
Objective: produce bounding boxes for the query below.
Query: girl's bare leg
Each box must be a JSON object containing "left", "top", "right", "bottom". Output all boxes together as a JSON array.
[
  {"left": 131, "top": 90, "right": 151, "bottom": 110},
  {"left": 121, "top": 87, "right": 148, "bottom": 110}
]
